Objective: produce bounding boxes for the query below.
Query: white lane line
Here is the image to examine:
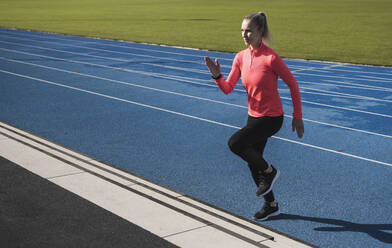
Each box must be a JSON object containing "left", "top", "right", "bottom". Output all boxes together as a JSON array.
[
  {"left": 142, "top": 62, "right": 211, "bottom": 75},
  {"left": 0, "top": 35, "right": 232, "bottom": 68},
  {"left": 298, "top": 101, "right": 391, "bottom": 118},
  {"left": 340, "top": 65, "right": 392, "bottom": 75},
  {"left": 0, "top": 46, "right": 221, "bottom": 87},
  {"left": 295, "top": 71, "right": 392, "bottom": 83},
  {"left": 0, "top": 46, "right": 221, "bottom": 85},
  {"left": 0, "top": 36, "right": 389, "bottom": 98},
  {"left": 311, "top": 69, "right": 392, "bottom": 82},
  {"left": 0, "top": 49, "right": 385, "bottom": 104},
  {"left": 311, "top": 67, "right": 392, "bottom": 77},
  {"left": 4, "top": 43, "right": 385, "bottom": 104},
  {"left": 1, "top": 37, "right": 391, "bottom": 101},
  {"left": 5, "top": 29, "right": 392, "bottom": 78},
  {"left": 302, "top": 80, "right": 392, "bottom": 92},
  {"left": 2, "top": 55, "right": 392, "bottom": 139},
  {"left": 0, "top": 29, "right": 301, "bottom": 70},
  {"left": 0, "top": 69, "right": 242, "bottom": 129},
  {"left": 1, "top": 68, "right": 391, "bottom": 168},
  {"left": 1, "top": 46, "right": 391, "bottom": 119},
  {"left": 296, "top": 87, "right": 392, "bottom": 103},
  {"left": 274, "top": 136, "right": 392, "bottom": 168},
  {"left": 0, "top": 56, "right": 246, "bottom": 109},
  {"left": 289, "top": 89, "right": 386, "bottom": 102},
  {"left": 281, "top": 82, "right": 392, "bottom": 102},
  {"left": 358, "top": 74, "right": 392, "bottom": 82},
  {"left": 2, "top": 56, "right": 392, "bottom": 140},
  {"left": 2, "top": 33, "right": 392, "bottom": 82},
  {"left": 0, "top": 29, "right": 309, "bottom": 74},
  {"left": 0, "top": 29, "right": 235, "bottom": 60},
  {"left": 3, "top": 29, "right": 392, "bottom": 78},
  {"left": 291, "top": 67, "right": 314, "bottom": 72},
  {"left": 323, "top": 80, "right": 392, "bottom": 91},
  {"left": 293, "top": 63, "right": 391, "bottom": 79}
]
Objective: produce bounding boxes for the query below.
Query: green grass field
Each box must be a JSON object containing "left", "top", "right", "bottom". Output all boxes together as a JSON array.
[{"left": 0, "top": 0, "right": 391, "bottom": 66}]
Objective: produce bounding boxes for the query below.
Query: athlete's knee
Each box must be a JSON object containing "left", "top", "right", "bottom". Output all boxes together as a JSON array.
[{"left": 228, "top": 135, "right": 243, "bottom": 155}]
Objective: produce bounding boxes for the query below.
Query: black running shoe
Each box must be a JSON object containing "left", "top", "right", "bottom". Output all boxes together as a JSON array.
[
  {"left": 254, "top": 202, "right": 280, "bottom": 221},
  {"left": 256, "top": 165, "right": 280, "bottom": 196}
]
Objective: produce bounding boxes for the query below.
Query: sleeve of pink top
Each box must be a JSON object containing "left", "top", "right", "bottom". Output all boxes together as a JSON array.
[
  {"left": 271, "top": 54, "right": 303, "bottom": 119},
  {"left": 214, "top": 54, "right": 241, "bottom": 95}
]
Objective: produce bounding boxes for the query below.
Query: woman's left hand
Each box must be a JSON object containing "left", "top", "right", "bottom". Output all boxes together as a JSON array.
[
  {"left": 204, "top": 57, "right": 221, "bottom": 78},
  {"left": 292, "top": 118, "right": 304, "bottom": 138}
]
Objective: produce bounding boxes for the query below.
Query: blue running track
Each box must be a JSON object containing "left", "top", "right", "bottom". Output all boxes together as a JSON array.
[{"left": 0, "top": 28, "right": 391, "bottom": 248}]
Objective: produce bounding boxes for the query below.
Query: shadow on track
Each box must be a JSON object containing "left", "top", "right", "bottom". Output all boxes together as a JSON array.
[{"left": 267, "top": 213, "right": 392, "bottom": 244}]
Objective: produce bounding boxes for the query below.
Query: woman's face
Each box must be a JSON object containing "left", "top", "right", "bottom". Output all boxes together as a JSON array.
[{"left": 241, "top": 19, "right": 262, "bottom": 48}]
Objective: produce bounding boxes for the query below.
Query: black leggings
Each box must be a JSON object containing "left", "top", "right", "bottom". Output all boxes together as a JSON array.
[{"left": 228, "top": 115, "right": 283, "bottom": 202}]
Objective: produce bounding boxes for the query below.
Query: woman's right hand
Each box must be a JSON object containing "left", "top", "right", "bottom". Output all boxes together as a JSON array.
[{"left": 204, "top": 57, "right": 221, "bottom": 78}]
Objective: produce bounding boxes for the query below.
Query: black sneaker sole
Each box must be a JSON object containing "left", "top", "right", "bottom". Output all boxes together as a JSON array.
[{"left": 254, "top": 209, "right": 280, "bottom": 221}]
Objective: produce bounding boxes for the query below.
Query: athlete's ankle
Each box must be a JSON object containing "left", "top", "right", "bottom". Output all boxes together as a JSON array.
[{"left": 264, "top": 165, "right": 273, "bottom": 174}]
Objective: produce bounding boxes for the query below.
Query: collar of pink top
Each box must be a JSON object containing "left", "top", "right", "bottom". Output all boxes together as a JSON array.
[{"left": 249, "top": 42, "right": 264, "bottom": 56}]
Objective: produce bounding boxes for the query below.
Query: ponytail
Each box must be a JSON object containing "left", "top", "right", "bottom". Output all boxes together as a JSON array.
[{"left": 245, "top": 12, "right": 271, "bottom": 44}]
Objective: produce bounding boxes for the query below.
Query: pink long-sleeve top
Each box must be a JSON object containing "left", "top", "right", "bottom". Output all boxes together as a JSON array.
[{"left": 214, "top": 42, "right": 302, "bottom": 119}]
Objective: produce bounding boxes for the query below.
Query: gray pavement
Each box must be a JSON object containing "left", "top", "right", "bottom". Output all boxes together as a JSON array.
[{"left": 0, "top": 156, "right": 179, "bottom": 248}]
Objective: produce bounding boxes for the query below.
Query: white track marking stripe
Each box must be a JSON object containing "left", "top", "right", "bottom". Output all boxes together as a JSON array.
[
  {"left": 1, "top": 55, "right": 392, "bottom": 139},
  {"left": 0, "top": 69, "right": 391, "bottom": 168},
  {"left": 1, "top": 45, "right": 391, "bottom": 118},
  {"left": 2, "top": 37, "right": 392, "bottom": 94},
  {"left": 2, "top": 29, "right": 392, "bottom": 77},
  {"left": 303, "top": 80, "right": 392, "bottom": 92},
  {"left": 2, "top": 34, "right": 392, "bottom": 81}
]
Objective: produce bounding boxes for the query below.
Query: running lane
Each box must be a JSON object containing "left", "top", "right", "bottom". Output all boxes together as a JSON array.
[{"left": 1, "top": 28, "right": 391, "bottom": 248}]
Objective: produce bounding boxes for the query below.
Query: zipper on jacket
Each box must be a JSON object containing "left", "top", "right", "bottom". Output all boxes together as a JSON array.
[{"left": 250, "top": 52, "right": 254, "bottom": 68}]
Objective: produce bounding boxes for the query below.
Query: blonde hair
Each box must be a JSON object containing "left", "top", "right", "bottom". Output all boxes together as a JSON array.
[{"left": 244, "top": 12, "right": 271, "bottom": 44}]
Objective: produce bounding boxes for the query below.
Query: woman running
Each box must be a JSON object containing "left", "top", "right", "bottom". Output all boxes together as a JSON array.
[{"left": 205, "top": 12, "right": 304, "bottom": 221}]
